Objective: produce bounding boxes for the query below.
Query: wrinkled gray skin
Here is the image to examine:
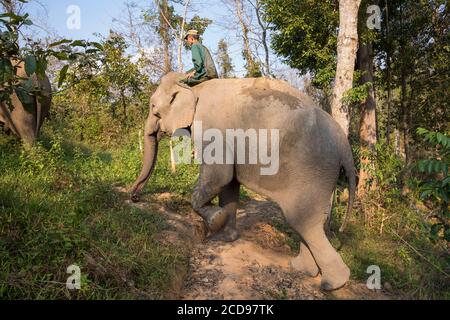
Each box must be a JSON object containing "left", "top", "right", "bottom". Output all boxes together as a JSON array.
[
  {"left": 131, "top": 72, "right": 356, "bottom": 291},
  {"left": 0, "top": 62, "right": 52, "bottom": 145}
]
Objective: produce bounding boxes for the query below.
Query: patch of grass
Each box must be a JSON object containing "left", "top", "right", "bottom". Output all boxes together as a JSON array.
[
  {"left": 0, "top": 133, "right": 192, "bottom": 299},
  {"left": 329, "top": 194, "right": 450, "bottom": 300}
]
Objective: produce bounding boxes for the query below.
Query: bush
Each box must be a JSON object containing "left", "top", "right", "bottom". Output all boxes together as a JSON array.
[{"left": 411, "top": 128, "right": 449, "bottom": 242}]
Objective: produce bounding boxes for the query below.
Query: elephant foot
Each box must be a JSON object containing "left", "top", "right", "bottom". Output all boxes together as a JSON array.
[
  {"left": 290, "top": 252, "right": 319, "bottom": 278},
  {"left": 320, "top": 263, "right": 350, "bottom": 291},
  {"left": 209, "top": 227, "right": 240, "bottom": 242},
  {"left": 204, "top": 208, "right": 229, "bottom": 233}
]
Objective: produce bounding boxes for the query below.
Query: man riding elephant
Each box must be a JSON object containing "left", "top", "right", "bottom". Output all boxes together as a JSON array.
[
  {"left": 130, "top": 71, "right": 357, "bottom": 291},
  {"left": 181, "top": 30, "right": 218, "bottom": 86}
]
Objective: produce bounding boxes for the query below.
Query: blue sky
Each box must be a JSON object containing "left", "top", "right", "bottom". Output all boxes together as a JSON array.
[
  {"left": 25, "top": 0, "right": 252, "bottom": 75},
  {"left": 29, "top": 0, "right": 125, "bottom": 40}
]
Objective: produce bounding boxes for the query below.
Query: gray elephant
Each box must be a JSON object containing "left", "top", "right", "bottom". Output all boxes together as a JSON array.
[
  {"left": 0, "top": 62, "right": 52, "bottom": 144},
  {"left": 131, "top": 72, "right": 356, "bottom": 291}
]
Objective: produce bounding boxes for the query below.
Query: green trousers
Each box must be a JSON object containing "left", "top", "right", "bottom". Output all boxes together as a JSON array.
[{"left": 179, "top": 76, "right": 209, "bottom": 87}]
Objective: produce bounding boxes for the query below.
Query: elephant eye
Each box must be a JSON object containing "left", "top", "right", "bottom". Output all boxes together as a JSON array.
[{"left": 170, "top": 92, "right": 179, "bottom": 105}]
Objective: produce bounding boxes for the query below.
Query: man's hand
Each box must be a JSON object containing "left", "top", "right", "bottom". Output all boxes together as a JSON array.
[{"left": 186, "top": 71, "right": 195, "bottom": 79}]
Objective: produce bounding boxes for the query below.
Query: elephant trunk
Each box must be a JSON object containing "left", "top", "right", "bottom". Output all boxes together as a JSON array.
[{"left": 130, "top": 116, "right": 160, "bottom": 202}]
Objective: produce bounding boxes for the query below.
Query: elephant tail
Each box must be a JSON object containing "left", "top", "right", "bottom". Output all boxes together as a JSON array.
[{"left": 338, "top": 137, "right": 356, "bottom": 233}]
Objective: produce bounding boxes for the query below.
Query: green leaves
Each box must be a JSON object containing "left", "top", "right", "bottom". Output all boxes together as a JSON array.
[
  {"left": 58, "top": 65, "right": 69, "bottom": 88},
  {"left": 413, "top": 128, "right": 450, "bottom": 243},
  {"left": 24, "top": 55, "right": 37, "bottom": 76},
  {"left": 35, "top": 58, "right": 47, "bottom": 80},
  {"left": 263, "top": 0, "right": 339, "bottom": 87},
  {"left": 70, "top": 40, "right": 86, "bottom": 47},
  {"left": 436, "top": 133, "right": 448, "bottom": 148},
  {"left": 417, "top": 159, "right": 448, "bottom": 175},
  {"left": 417, "top": 128, "right": 450, "bottom": 149},
  {"left": 91, "top": 42, "right": 104, "bottom": 51},
  {"left": 1, "top": 9, "right": 106, "bottom": 113},
  {"left": 0, "top": 12, "right": 33, "bottom": 28},
  {"left": 48, "top": 39, "right": 72, "bottom": 48},
  {"left": 0, "top": 58, "right": 13, "bottom": 83},
  {"left": 14, "top": 86, "right": 34, "bottom": 113}
]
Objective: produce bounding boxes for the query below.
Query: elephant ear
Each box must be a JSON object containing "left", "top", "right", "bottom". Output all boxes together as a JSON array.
[{"left": 163, "top": 83, "right": 197, "bottom": 134}]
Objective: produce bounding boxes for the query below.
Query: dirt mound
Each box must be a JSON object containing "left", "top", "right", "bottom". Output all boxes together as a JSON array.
[
  {"left": 123, "top": 189, "right": 391, "bottom": 300},
  {"left": 181, "top": 199, "right": 390, "bottom": 300}
]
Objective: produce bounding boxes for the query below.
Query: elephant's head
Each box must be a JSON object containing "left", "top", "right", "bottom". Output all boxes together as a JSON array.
[{"left": 130, "top": 72, "right": 198, "bottom": 201}]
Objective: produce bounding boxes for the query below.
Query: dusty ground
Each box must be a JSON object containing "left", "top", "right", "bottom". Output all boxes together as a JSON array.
[{"left": 126, "top": 191, "right": 391, "bottom": 300}]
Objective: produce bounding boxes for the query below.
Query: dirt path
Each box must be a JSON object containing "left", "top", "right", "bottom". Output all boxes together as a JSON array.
[{"left": 126, "top": 191, "right": 390, "bottom": 300}]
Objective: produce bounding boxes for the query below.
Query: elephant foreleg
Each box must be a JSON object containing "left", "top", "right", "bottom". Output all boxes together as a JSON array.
[
  {"left": 209, "top": 179, "right": 240, "bottom": 242},
  {"left": 192, "top": 164, "right": 233, "bottom": 233}
]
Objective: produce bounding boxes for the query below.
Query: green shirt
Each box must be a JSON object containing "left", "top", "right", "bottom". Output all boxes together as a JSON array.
[{"left": 187, "top": 43, "right": 207, "bottom": 81}]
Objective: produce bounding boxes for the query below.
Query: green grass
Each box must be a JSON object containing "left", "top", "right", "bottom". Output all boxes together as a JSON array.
[
  {"left": 330, "top": 198, "right": 449, "bottom": 299},
  {"left": 0, "top": 132, "right": 197, "bottom": 299}
]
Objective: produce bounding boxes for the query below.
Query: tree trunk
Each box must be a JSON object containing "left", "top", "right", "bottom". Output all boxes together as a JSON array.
[
  {"left": 399, "top": 2, "right": 409, "bottom": 165},
  {"left": 400, "top": 69, "right": 409, "bottom": 164},
  {"left": 253, "top": 0, "right": 270, "bottom": 76},
  {"left": 235, "top": 0, "right": 257, "bottom": 77},
  {"left": 331, "top": 0, "right": 361, "bottom": 137},
  {"left": 176, "top": 0, "right": 191, "bottom": 72},
  {"left": 158, "top": 0, "right": 172, "bottom": 73},
  {"left": 384, "top": 0, "right": 392, "bottom": 145},
  {"left": 120, "top": 90, "right": 127, "bottom": 127},
  {"left": 357, "top": 41, "right": 377, "bottom": 197}
]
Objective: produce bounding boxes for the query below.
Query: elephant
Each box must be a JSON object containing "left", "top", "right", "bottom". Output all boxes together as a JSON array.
[
  {"left": 130, "top": 72, "right": 356, "bottom": 291},
  {"left": 0, "top": 61, "right": 52, "bottom": 145}
]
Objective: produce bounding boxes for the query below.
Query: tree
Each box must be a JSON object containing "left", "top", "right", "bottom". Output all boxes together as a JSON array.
[
  {"left": 112, "top": 1, "right": 167, "bottom": 78},
  {"left": 0, "top": 0, "right": 30, "bottom": 17},
  {"left": 234, "top": 0, "right": 262, "bottom": 77},
  {"left": 263, "top": 0, "right": 338, "bottom": 88},
  {"left": 153, "top": 1, "right": 212, "bottom": 73},
  {"left": 217, "top": 39, "right": 234, "bottom": 78},
  {"left": 52, "top": 31, "right": 152, "bottom": 143},
  {"left": 155, "top": 0, "right": 173, "bottom": 73},
  {"left": 101, "top": 32, "right": 144, "bottom": 126},
  {"left": 0, "top": 1, "right": 103, "bottom": 111},
  {"left": 331, "top": 0, "right": 361, "bottom": 137},
  {"left": 356, "top": 1, "right": 378, "bottom": 197},
  {"left": 247, "top": 0, "right": 271, "bottom": 76},
  {"left": 375, "top": 0, "right": 449, "bottom": 162}
]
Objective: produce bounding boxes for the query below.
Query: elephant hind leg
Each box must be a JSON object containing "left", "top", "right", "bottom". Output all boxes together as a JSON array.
[
  {"left": 282, "top": 197, "right": 349, "bottom": 291},
  {"left": 298, "top": 223, "right": 350, "bottom": 290},
  {"left": 290, "top": 242, "right": 319, "bottom": 277}
]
